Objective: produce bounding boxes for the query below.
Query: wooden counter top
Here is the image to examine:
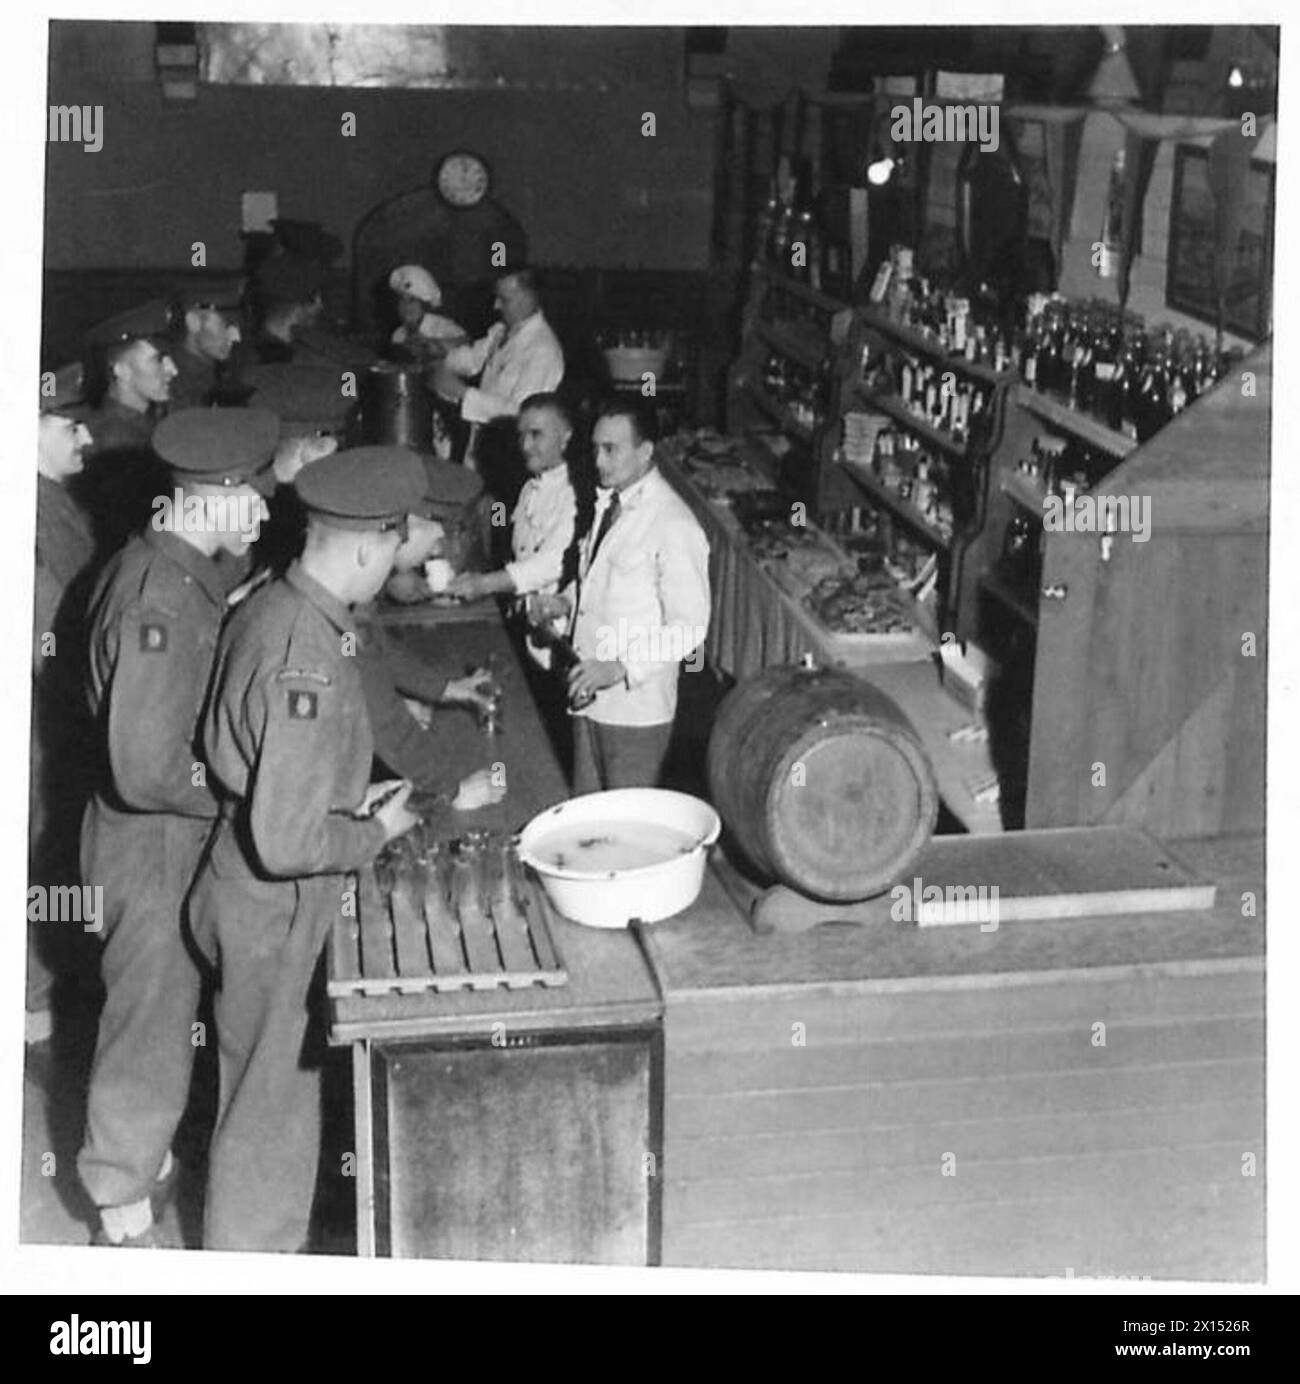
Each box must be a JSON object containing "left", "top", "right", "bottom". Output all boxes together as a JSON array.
[
  {"left": 642, "top": 833, "right": 1263, "bottom": 999},
  {"left": 328, "top": 611, "right": 662, "bottom": 1045}
]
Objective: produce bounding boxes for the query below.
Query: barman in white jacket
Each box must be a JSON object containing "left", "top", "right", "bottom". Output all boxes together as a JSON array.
[
  {"left": 445, "top": 392, "right": 577, "bottom": 609},
  {"left": 432, "top": 268, "right": 564, "bottom": 467},
  {"left": 534, "top": 400, "right": 710, "bottom": 794}
]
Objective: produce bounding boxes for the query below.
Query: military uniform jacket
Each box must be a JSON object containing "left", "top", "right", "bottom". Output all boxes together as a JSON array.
[
  {"left": 77, "top": 397, "right": 167, "bottom": 556},
  {"left": 84, "top": 528, "right": 226, "bottom": 819},
  {"left": 32, "top": 474, "right": 100, "bottom": 862},
  {"left": 203, "top": 562, "right": 386, "bottom": 880},
  {"left": 166, "top": 344, "right": 218, "bottom": 410},
  {"left": 34, "top": 474, "right": 97, "bottom": 677}
]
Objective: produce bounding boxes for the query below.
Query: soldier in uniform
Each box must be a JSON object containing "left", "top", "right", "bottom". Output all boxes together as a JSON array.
[
  {"left": 244, "top": 252, "right": 326, "bottom": 366},
  {"left": 29, "top": 370, "right": 97, "bottom": 1046},
  {"left": 77, "top": 302, "right": 178, "bottom": 557},
  {"left": 188, "top": 447, "right": 427, "bottom": 1253},
  {"left": 165, "top": 283, "right": 246, "bottom": 409},
  {"left": 78, "top": 408, "right": 279, "bottom": 1247}
]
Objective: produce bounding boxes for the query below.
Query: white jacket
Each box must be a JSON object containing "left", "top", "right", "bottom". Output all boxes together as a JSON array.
[
  {"left": 446, "top": 311, "right": 564, "bottom": 424},
  {"left": 507, "top": 463, "right": 577, "bottom": 596},
  {"left": 566, "top": 468, "right": 710, "bottom": 727}
]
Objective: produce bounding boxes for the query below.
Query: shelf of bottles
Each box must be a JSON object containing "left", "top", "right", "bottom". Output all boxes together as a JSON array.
[
  {"left": 838, "top": 415, "right": 957, "bottom": 551},
  {"left": 1017, "top": 294, "right": 1243, "bottom": 449},
  {"left": 740, "top": 269, "right": 847, "bottom": 442},
  {"left": 750, "top": 351, "right": 830, "bottom": 438},
  {"left": 861, "top": 252, "right": 1020, "bottom": 389},
  {"left": 856, "top": 335, "right": 998, "bottom": 460},
  {"left": 751, "top": 184, "right": 853, "bottom": 302}
]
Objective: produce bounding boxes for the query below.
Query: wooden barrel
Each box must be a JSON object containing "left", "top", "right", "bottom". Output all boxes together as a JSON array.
[{"left": 707, "top": 665, "right": 939, "bottom": 902}]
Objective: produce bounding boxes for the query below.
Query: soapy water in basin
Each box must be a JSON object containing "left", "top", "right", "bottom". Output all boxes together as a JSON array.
[{"left": 532, "top": 821, "right": 701, "bottom": 873}]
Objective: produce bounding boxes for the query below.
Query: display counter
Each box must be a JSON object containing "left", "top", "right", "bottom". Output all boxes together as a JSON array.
[
  {"left": 659, "top": 445, "right": 1004, "bottom": 834},
  {"left": 326, "top": 606, "right": 1263, "bottom": 1281}
]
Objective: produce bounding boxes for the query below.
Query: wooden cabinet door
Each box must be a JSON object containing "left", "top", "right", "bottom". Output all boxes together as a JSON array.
[
  {"left": 372, "top": 1027, "right": 661, "bottom": 1264},
  {"left": 1025, "top": 528, "right": 1101, "bottom": 827}
]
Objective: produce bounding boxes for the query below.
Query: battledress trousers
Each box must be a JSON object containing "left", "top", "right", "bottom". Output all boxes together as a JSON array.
[{"left": 189, "top": 562, "right": 387, "bottom": 1252}]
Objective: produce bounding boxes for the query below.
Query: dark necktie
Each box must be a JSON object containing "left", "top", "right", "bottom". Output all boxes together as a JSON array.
[{"left": 588, "top": 492, "right": 621, "bottom": 566}]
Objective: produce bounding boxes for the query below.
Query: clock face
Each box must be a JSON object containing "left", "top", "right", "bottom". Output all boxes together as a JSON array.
[{"left": 436, "top": 151, "right": 491, "bottom": 208}]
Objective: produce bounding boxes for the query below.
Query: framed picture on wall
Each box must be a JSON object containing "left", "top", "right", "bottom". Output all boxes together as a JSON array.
[{"left": 1166, "top": 144, "right": 1274, "bottom": 340}]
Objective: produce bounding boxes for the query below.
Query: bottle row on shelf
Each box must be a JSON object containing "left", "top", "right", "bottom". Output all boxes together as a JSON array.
[
  {"left": 860, "top": 347, "right": 996, "bottom": 449},
  {"left": 1018, "top": 296, "right": 1241, "bottom": 443},
  {"left": 594, "top": 328, "right": 674, "bottom": 352},
  {"left": 753, "top": 194, "right": 852, "bottom": 296},
  {"left": 839, "top": 413, "right": 957, "bottom": 544},
  {"left": 870, "top": 252, "right": 1018, "bottom": 374}
]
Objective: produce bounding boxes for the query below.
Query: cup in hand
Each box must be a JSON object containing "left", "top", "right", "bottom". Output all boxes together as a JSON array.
[{"left": 424, "top": 558, "right": 454, "bottom": 593}]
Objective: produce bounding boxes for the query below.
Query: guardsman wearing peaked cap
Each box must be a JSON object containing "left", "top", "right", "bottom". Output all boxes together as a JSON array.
[
  {"left": 166, "top": 280, "right": 246, "bottom": 410},
  {"left": 189, "top": 446, "right": 426, "bottom": 1252},
  {"left": 81, "top": 299, "right": 177, "bottom": 408},
  {"left": 78, "top": 408, "right": 278, "bottom": 1248},
  {"left": 246, "top": 252, "right": 326, "bottom": 366},
  {"left": 152, "top": 405, "right": 280, "bottom": 496},
  {"left": 78, "top": 301, "right": 180, "bottom": 557}
]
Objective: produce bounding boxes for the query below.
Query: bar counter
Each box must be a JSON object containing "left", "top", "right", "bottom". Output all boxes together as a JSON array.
[{"left": 328, "top": 606, "right": 1263, "bottom": 1279}]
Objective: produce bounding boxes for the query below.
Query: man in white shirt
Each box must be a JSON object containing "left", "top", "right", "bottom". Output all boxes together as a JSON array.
[
  {"left": 432, "top": 268, "right": 564, "bottom": 446},
  {"left": 445, "top": 392, "right": 578, "bottom": 610},
  {"left": 533, "top": 400, "right": 710, "bottom": 794}
]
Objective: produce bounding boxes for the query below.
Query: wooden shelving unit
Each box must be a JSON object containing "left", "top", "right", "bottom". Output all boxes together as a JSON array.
[
  {"left": 727, "top": 273, "right": 1266, "bottom": 842},
  {"left": 855, "top": 303, "right": 1010, "bottom": 388},
  {"left": 726, "top": 266, "right": 852, "bottom": 511},
  {"left": 837, "top": 458, "right": 952, "bottom": 550},
  {"left": 738, "top": 376, "right": 814, "bottom": 441},
  {"left": 827, "top": 307, "right": 1013, "bottom": 638},
  {"left": 1013, "top": 385, "right": 1139, "bottom": 461},
  {"left": 971, "top": 346, "right": 1269, "bottom": 838}
]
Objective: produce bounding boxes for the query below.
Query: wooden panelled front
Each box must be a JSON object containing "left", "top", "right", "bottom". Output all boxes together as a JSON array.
[
  {"left": 374, "top": 1028, "right": 661, "bottom": 1264},
  {"left": 660, "top": 965, "right": 1263, "bottom": 1278},
  {"left": 1022, "top": 348, "right": 1269, "bottom": 839},
  {"left": 1027, "top": 526, "right": 1266, "bottom": 838}
]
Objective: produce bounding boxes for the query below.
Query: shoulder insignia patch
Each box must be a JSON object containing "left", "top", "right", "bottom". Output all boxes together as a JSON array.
[
  {"left": 287, "top": 689, "right": 318, "bottom": 720},
  {"left": 139, "top": 622, "right": 168, "bottom": 653}
]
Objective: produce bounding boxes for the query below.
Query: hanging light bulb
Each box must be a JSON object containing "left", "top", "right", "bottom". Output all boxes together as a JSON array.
[
  {"left": 1228, "top": 66, "right": 1245, "bottom": 89},
  {"left": 867, "top": 155, "right": 895, "bottom": 186}
]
